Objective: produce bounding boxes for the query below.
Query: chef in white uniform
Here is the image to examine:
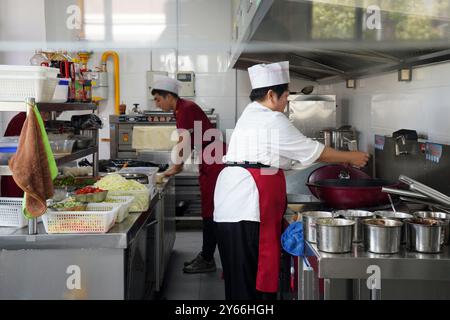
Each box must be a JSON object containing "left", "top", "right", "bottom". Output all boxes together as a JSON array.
[{"left": 214, "top": 61, "right": 369, "bottom": 300}]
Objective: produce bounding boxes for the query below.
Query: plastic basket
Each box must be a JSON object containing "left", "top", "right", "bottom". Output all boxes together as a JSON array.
[
  {"left": 0, "top": 65, "right": 59, "bottom": 102},
  {"left": 42, "top": 203, "right": 118, "bottom": 234},
  {"left": 0, "top": 197, "right": 27, "bottom": 228},
  {"left": 103, "top": 196, "right": 134, "bottom": 223},
  {"left": 107, "top": 189, "right": 151, "bottom": 213}
]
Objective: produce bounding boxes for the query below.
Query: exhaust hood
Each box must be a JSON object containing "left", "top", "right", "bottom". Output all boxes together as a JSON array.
[{"left": 231, "top": 0, "right": 450, "bottom": 83}]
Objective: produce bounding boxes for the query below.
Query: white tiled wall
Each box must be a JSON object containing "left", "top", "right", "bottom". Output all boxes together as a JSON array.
[
  {"left": 0, "top": 0, "right": 47, "bottom": 135},
  {"left": 317, "top": 62, "right": 450, "bottom": 153}
]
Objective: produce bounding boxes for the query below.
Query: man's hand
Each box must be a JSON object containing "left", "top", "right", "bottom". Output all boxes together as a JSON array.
[
  {"left": 318, "top": 147, "right": 370, "bottom": 168},
  {"left": 347, "top": 151, "right": 370, "bottom": 168},
  {"left": 163, "top": 164, "right": 184, "bottom": 177}
]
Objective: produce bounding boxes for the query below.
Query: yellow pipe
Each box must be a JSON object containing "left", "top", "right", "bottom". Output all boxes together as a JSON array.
[{"left": 101, "top": 51, "right": 120, "bottom": 115}]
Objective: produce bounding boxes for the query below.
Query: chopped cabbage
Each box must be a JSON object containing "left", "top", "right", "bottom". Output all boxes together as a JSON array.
[
  {"left": 94, "top": 174, "right": 147, "bottom": 191},
  {"left": 95, "top": 174, "right": 149, "bottom": 211}
]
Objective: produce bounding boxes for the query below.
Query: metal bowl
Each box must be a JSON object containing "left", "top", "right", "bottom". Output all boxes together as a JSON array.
[
  {"left": 118, "top": 173, "right": 149, "bottom": 185},
  {"left": 315, "top": 218, "right": 355, "bottom": 253},
  {"left": 373, "top": 211, "right": 413, "bottom": 244},
  {"left": 363, "top": 219, "right": 403, "bottom": 254},
  {"left": 74, "top": 190, "right": 108, "bottom": 203},
  {"left": 302, "top": 211, "right": 333, "bottom": 243}
]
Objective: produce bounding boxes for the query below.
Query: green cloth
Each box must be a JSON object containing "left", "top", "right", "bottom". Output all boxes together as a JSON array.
[{"left": 22, "top": 105, "right": 58, "bottom": 219}]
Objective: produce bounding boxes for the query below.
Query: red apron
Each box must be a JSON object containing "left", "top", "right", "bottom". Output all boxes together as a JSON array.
[
  {"left": 247, "top": 168, "right": 287, "bottom": 293},
  {"left": 198, "top": 141, "right": 227, "bottom": 219}
]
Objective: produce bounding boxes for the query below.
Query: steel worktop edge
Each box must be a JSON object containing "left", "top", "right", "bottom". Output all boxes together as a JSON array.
[
  {"left": 0, "top": 179, "right": 172, "bottom": 250},
  {"left": 305, "top": 241, "right": 450, "bottom": 281}
]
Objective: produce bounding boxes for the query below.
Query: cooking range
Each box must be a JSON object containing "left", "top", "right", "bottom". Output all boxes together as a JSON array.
[{"left": 281, "top": 137, "right": 450, "bottom": 300}]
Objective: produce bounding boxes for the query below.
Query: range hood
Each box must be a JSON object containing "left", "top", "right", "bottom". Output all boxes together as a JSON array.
[{"left": 231, "top": 0, "right": 450, "bottom": 83}]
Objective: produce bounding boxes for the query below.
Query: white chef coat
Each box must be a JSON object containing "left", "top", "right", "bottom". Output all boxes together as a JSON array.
[{"left": 214, "top": 101, "right": 324, "bottom": 223}]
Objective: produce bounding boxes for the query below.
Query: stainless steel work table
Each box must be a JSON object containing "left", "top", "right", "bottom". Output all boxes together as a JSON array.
[
  {"left": 282, "top": 212, "right": 450, "bottom": 300},
  {"left": 0, "top": 178, "right": 175, "bottom": 300},
  {"left": 305, "top": 241, "right": 450, "bottom": 281},
  {"left": 0, "top": 194, "right": 159, "bottom": 250}
]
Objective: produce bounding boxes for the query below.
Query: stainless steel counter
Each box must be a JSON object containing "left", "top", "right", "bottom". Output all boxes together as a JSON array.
[
  {"left": 305, "top": 241, "right": 450, "bottom": 281},
  {"left": 282, "top": 211, "right": 450, "bottom": 299},
  {"left": 0, "top": 178, "right": 175, "bottom": 300},
  {"left": 0, "top": 187, "right": 162, "bottom": 250}
]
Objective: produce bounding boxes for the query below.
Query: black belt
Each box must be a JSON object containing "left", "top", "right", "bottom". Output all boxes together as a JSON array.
[{"left": 225, "top": 161, "right": 271, "bottom": 169}]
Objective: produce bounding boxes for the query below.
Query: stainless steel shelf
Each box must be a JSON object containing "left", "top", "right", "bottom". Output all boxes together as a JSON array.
[
  {"left": 55, "top": 146, "right": 98, "bottom": 166},
  {"left": 37, "top": 102, "right": 97, "bottom": 112},
  {"left": 0, "top": 147, "right": 99, "bottom": 176}
]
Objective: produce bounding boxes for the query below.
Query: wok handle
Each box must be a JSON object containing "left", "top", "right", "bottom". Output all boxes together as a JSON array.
[{"left": 381, "top": 187, "right": 429, "bottom": 200}]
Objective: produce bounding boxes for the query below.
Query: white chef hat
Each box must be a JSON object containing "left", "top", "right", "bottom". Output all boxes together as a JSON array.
[
  {"left": 248, "top": 61, "right": 290, "bottom": 89},
  {"left": 151, "top": 75, "right": 181, "bottom": 95}
]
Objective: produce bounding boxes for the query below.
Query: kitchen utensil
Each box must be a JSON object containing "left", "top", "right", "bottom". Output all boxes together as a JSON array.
[
  {"left": 414, "top": 211, "right": 450, "bottom": 244},
  {"left": 399, "top": 175, "right": 450, "bottom": 208},
  {"left": 74, "top": 190, "right": 108, "bottom": 203},
  {"left": 373, "top": 211, "right": 413, "bottom": 243},
  {"left": 118, "top": 173, "right": 149, "bottom": 185},
  {"left": 363, "top": 218, "right": 403, "bottom": 254},
  {"left": 333, "top": 210, "right": 374, "bottom": 242},
  {"left": 382, "top": 187, "right": 429, "bottom": 200},
  {"left": 302, "top": 211, "right": 334, "bottom": 243},
  {"left": 406, "top": 218, "right": 445, "bottom": 253},
  {"left": 301, "top": 85, "right": 314, "bottom": 95},
  {"left": 315, "top": 218, "right": 355, "bottom": 253},
  {"left": 306, "top": 178, "right": 398, "bottom": 209}
]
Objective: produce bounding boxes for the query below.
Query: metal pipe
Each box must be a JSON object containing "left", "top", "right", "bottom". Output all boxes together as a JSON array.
[
  {"left": 28, "top": 218, "right": 37, "bottom": 235},
  {"left": 25, "top": 97, "right": 38, "bottom": 235},
  {"left": 382, "top": 187, "right": 429, "bottom": 200},
  {"left": 399, "top": 175, "right": 450, "bottom": 206},
  {"left": 101, "top": 51, "right": 121, "bottom": 115}
]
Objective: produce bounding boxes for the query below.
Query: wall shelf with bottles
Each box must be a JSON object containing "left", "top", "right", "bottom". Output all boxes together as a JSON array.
[{"left": 36, "top": 102, "right": 97, "bottom": 112}]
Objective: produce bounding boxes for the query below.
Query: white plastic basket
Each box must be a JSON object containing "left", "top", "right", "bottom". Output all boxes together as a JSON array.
[
  {"left": 42, "top": 203, "right": 118, "bottom": 234},
  {"left": 0, "top": 197, "right": 27, "bottom": 228},
  {"left": 0, "top": 65, "right": 59, "bottom": 102},
  {"left": 107, "top": 189, "right": 151, "bottom": 212},
  {"left": 103, "top": 196, "right": 134, "bottom": 223}
]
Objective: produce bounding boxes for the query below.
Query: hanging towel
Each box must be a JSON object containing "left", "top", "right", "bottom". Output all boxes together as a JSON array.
[
  {"left": 281, "top": 221, "right": 304, "bottom": 256},
  {"left": 8, "top": 104, "right": 57, "bottom": 218}
]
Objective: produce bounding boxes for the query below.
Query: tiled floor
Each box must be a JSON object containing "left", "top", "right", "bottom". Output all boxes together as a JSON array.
[{"left": 158, "top": 230, "right": 225, "bottom": 300}]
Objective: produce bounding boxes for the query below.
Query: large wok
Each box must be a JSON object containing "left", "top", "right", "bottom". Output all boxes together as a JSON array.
[{"left": 306, "top": 165, "right": 398, "bottom": 209}]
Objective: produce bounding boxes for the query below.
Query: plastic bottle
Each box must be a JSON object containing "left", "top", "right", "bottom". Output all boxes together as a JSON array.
[{"left": 30, "top": 49, "right": 49, "bottom": 66}]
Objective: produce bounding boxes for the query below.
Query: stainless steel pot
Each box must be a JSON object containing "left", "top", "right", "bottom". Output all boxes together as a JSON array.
[
  {"left": 373, "top": 211, "right": 413, "bottom": 244},
  {"left": 334, "top": 210, "right": 374, "bottom": 242},
  {"left": 363, "top": 219, "right": 403, "bottom": 254},
  {"left": 406, "top": 218, "right": 445, "bottom": 253},
  {"left": 315, "top": 218, "right": 355, "bottom": 253},
  {"left": 302, "top": 211, "right": 333, "bottom": 243},
  {"left": 413, "top": 211, "right": 450, "bottom": 244}
]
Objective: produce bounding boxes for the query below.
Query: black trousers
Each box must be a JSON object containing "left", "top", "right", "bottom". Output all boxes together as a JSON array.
[
  {"left": 216, "top": 221, "right": 277, "bottom": 300},
  {"left": 201, "top": 218, "right": 217, "bottom": 261}
]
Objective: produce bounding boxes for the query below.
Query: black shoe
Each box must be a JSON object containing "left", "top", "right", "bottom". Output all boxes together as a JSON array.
[
  {"left": 184, "top": 252, "right": 202, "bottom": 267},
  {"left": 183, "top": 256, "right": 216, "bottom": 273}
]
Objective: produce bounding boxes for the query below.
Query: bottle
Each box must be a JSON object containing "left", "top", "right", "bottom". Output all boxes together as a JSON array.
[
  {"left": 30, "top": 49, "right": 49, "bottom": 66},
  {"left": 119, "top": 102, "right": 127, "bottom": 115}
]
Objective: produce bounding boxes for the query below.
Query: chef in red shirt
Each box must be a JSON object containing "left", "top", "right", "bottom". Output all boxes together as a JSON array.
[{"left": 151, "top": 75, "right": 227, "bottom": 273}]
